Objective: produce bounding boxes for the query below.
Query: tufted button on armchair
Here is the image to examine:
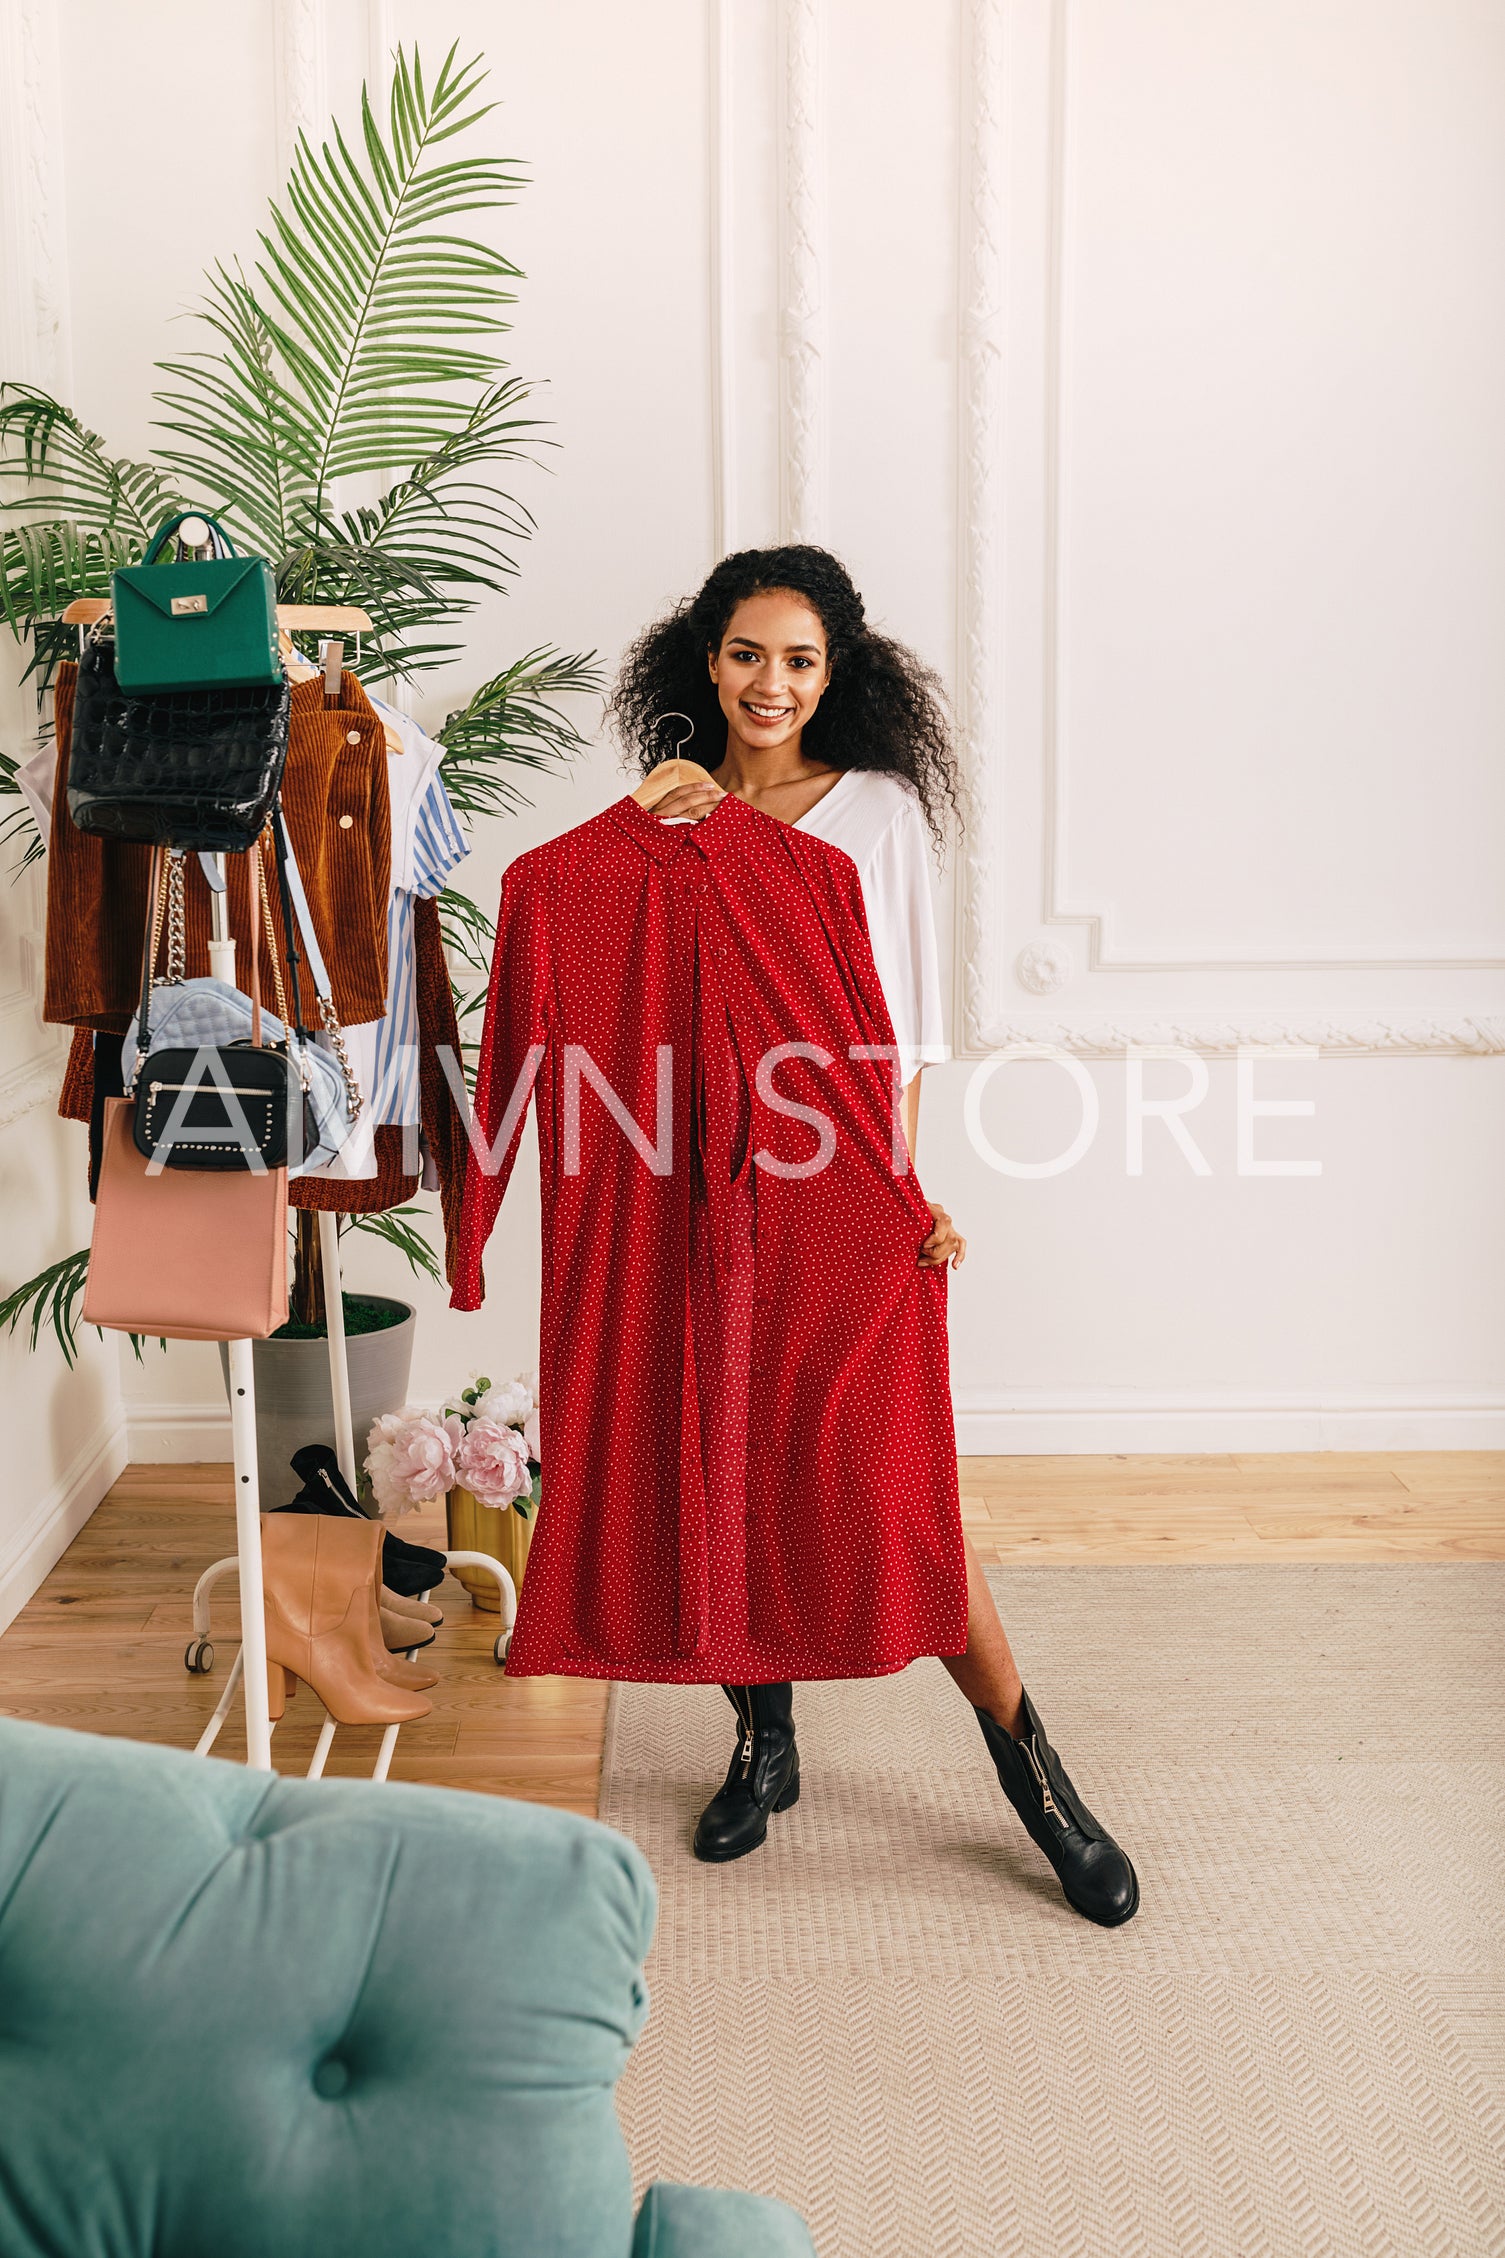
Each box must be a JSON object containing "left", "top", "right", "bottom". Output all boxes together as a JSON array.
[{"left": 0, "top": 1718, "right": 814, "bottom": 2258}]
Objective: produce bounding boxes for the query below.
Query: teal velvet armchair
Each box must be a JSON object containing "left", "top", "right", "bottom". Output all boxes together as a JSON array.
[{"left": 0, "top": 1717, "right": 813, "bottom": 2258}]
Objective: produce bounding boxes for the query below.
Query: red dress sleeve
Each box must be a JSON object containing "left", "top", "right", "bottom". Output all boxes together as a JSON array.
[{"left": 448, "top": 855, "right": 552, "bottom": 1310}]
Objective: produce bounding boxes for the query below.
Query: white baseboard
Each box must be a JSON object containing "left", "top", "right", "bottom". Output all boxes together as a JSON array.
[
  {"left": 127, "top": 1390, "right": 1505, "bottom": 1467},
  {"left": 951, "top": 1389, "right": 1505, "bottom": 1454},
  {"left": 125, "top": 1402, "right": 232, "bottom": 1463},
  {"left": 0, "top": 1413, "right": 129, "bottom": 1634}
]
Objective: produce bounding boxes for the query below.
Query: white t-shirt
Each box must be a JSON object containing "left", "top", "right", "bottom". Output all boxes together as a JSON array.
[{"left": 793, "top": 768, "right": 948, "bottom": 1083}]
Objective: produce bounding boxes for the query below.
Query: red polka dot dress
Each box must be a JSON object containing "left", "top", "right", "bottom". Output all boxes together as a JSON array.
[{"left": 449, "top": 790, "right": 968, "bottom": 1682}]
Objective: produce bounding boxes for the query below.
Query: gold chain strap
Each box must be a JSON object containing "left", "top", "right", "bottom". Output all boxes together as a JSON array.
[
  {"left": 317, "top": 993, "right": 364, "bottom": 1122},
  {"left": 163, "top": 850, "right": 186, "bottom": 986}
]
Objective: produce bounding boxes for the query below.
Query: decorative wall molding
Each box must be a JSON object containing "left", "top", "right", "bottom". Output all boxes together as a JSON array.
[
  {"left": 1015, "top": 937, "right": 1072, "bottom": 996},
  {"left": 708, "top": 0, "right": 736, "bottom": 558},
  {"left": 777, "top": 0, "right": 826, "bottom": 542},
  {"left": 0, "top": 1055, "right": 62, "bottom": 1130},
  {"left": 272, "top": 0, "right": 329, "bottom": 186},
  {"left": 1056, "top": 918, "right": 1505, "bottom": 975},
  {"left": 957, "top": 0, "right": 1505, "bottom": 1051},
  {"left": 956, "top": 0, "right": 1009, "bottom": 1058},
  {"left": 967, "top": 1013, "right": 1505, "bottom": 1058},
  {"left": 364, "top": 0, "right": 395, "bottom": 100},
  {"left": 0, "top": 0, "right": 72, "bottom": 394},
  {"left": 0, "top": 0, "right": 71, "bottom": 1109},
  {"left": 1037, "top": 0, "right": 1503, "bottom": 977},
  {"left": 0, "top": 0, "right": 72, "bottom": 392}
]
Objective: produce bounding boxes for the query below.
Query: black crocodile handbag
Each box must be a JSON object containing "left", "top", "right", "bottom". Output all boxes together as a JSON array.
[{"left": 66, "top": 631, "right": 291, "bottom": 852}]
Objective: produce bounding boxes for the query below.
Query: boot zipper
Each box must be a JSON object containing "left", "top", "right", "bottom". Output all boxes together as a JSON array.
[
  {"left": 317, "top": 1466, "right": 359, "bottom": 1517},
  {"left": 1021, "top": 1736, "right": 1061, "bottom": 1821},
  {"left": 733, "top": 1690, "right": 755, "bottom": 1779}
]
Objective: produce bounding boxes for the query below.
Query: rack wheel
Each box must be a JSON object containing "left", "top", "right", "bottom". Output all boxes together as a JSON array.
[
  {"left": 184, "top": 1639, "right": 215, "bottom": 1675},
  {"left": 494, "top": 1630, "right": 512, "bottom": 1667}
]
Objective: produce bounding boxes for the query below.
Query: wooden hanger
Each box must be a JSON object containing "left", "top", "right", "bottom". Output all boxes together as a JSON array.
[
  {"left": 633, "top": 712, "right": 719, "bottom": 810},
  {"left": 60, "top": 598, "right": 376, "bottom": 634},
  {"left": 627, "top": 758, "right": 717, "bottom": 812},
  {"left": 631, "top": 757, "right": 720, "bottom": 809},
  {"left": 55, "top": 598, "right": 402, "bottom": 758},
  {"left": 275, "top": 629, "right": 404, "bottom": 758}
]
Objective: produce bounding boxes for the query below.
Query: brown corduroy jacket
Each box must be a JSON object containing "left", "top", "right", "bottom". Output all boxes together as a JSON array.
[
  {"left": 49, "top": 667, "right": 468, "bottom": 1258},
  {"left": 43, "top": 662, "right": 391, "bottom": 1034}
]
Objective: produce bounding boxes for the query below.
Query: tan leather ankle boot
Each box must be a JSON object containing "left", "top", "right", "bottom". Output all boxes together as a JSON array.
[
  {"left": 260, "top": 1514, "right": 431, "bottom": 1725},
  {"left": 381, "top": 1587, "right": 443, "bottom": 1626},
  {"left": 379, "top": 1604, "right": 436, "bottom": 1652},
  {"left": 363, "top": 1568, "right": 440, "bottom": 1690}
]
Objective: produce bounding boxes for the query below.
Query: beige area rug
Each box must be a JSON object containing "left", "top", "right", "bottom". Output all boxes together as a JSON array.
[{"left": 601, "top": 1566, "right": 1505, "bottom": 2257}]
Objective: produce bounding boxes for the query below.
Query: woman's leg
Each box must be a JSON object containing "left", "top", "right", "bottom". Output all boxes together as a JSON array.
[
  {"left": 944, "top": 1533, "right": 1140, "bottom": 1925},
  {"left": 939, "top": 1532, "right": 1024, "bottom": 1736}
]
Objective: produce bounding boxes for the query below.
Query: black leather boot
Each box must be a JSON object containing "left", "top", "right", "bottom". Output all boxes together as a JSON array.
[
  {"left": 693, "top": 1682, "right": 800, "bottom": 1863},
  {"left": 975, "top": 1688, "right": 1139, "bottom": 1927}
]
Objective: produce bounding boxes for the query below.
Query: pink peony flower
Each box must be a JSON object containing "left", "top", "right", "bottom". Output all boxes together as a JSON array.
[
  {"left": 523, "top": 1405, "right": 541, "bottom": 1461},
  {"left": 365, "top": 1409, "right": 463, "bottom": 1518},
  {"left": 455, "top": 1415, "right": 532, "bottom": 1511}
]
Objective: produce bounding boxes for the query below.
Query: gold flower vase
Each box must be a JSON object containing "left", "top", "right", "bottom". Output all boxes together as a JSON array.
[{"left": 445, "top": 1486, "right": 534, "bottom": 1611}]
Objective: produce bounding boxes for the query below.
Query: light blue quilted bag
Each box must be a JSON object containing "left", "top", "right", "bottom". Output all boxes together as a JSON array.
[{"left": 124, "top": 832, "right": 362, "bottom": 1178}]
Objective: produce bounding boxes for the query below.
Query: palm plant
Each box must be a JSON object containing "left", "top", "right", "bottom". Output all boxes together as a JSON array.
[{"left": 0, "top": 44, "right": 601, "bottom": 1361}]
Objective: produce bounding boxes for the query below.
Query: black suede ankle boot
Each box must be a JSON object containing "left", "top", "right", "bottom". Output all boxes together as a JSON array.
[
  {"left": 693, "top": 1682, "right": 800, "bottom": 1863},
  {"left": 976, "top": 1688, "right": 1139, "bottom": 1927}
]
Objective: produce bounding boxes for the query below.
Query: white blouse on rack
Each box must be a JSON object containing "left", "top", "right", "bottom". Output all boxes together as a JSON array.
[{"left": 792, "top": 768, "right": 948, "bottom": 1084}]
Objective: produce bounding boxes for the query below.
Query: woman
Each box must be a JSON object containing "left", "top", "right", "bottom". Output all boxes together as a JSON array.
[{"left": 612, "top": 544, "right": 1138, "bottom": 1928}]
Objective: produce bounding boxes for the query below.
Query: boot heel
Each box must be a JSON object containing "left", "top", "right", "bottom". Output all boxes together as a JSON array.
[
  {"left": 974, "top": 1692, "right": 1139, "bottom": 1928},
  {"left": 266, "top": 1660, "right": 290, "bottom": 1720},
  {"left": 694, "top": 1683, "right": 799, "bottom": 1862}
]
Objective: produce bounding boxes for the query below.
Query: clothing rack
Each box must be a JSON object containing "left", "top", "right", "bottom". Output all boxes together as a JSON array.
[
  {"left": 183, "top": 838, "right": 517, "bottom": 1774},
  {"left": 59, "top": 579, "right": 516, "bottom": 1773}
]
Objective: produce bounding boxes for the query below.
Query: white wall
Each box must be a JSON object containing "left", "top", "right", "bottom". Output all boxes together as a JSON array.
[
  {"left": 2, "top": 1, "right": 1501, "bottom": 1546},
  {"left": 0, "top": 0, "right": 126, "bottom": 1628}
]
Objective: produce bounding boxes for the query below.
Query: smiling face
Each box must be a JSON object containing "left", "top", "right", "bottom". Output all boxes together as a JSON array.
[{"left": 708, "top": 588, "right": 832, "bottom": 759}]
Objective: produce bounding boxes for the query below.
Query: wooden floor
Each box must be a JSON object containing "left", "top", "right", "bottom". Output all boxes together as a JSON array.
[{"left": 1, "top": 1453, "right": 1500, "bottom": 1817}]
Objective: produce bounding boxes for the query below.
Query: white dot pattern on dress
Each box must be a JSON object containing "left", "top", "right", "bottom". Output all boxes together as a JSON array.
[{"left": 450, "top": 791, "right": 968, "bottom": 1684}]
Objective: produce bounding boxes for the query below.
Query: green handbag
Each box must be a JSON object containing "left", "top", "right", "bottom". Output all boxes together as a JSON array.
[{"left": 111, "top": 511, "right": 280, "bottom": 694}]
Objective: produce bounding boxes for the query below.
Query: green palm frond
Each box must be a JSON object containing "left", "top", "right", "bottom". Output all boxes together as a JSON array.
[
  {"left": 274, "top": 533, "right": 450, "bottom": 677},
  {"left": 0, "top": 1246, "right": 163, "bottom": 1367},
  {"left": 0, "top": 1247, "right": 91, "bottom": 1366},
  {"left": 0, "top": 45, "right": 593, "bottom": 1316},
  {"left": 0, "top": 521, "right": 123, "bottom": 638},
  {"left": 436, "top": 884, "right": 495, "bottom": 980},
  {"left": 151, "top": 45, "right": 538, "bottom": 664},
  {"left": 0, "top": 759, "right": 44, "bottom": 869},
  {"left": 438, "top": 646, "right": 600, "bottom": 823},
  {"left": 153, "top": 265, "right": 310, "bottom": 552},
  {"left": 336, "top": 381, "right": 543, "bottom": 586},
  {"left": 0, "top": 386, "right": 181, "bottom": 538},
  {"left": 157, "top": 45, "right": 526, "bottom": 532},
  {"left": 343, "top": 1204, "right": 445, "bottom": 1290},
  {"left": 0, "top": 387, "right": 182, "bottom": 636}
]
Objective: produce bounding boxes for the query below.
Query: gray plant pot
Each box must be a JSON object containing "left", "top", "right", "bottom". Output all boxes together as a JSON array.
[{"left": 218, "top": 1298, "right": 416, "bottom": 1511}]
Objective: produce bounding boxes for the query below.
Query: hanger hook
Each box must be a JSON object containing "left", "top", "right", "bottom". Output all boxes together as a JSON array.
[{"left": 650, "top": 710, "right": 696, "bottom": 761}]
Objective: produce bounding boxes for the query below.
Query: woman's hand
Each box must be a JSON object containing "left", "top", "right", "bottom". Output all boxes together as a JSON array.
[
  {"left": 919, "top": 1201, "right": 967, "bottom": 1268},
  {"left": 648, "top": 778, "right": 726, "bottom": 823}
]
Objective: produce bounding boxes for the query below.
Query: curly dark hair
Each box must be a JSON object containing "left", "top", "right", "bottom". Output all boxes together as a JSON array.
[{"left": 608, "top": 544, "right": 962, "bottom": 850}]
